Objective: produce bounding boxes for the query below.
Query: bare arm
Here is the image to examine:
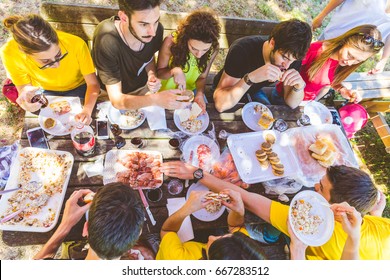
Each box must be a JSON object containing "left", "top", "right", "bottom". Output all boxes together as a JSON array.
[
  {"left": 314, "top": 86, "right": 331, "bottom": 101},
  {"left": 160, "top": 161, "right": 273, "bottom": 223},
  {"left": 160, "top": 191, "right": 208, "bottom": 239},
  {"left": 312, "top": 0, "right": 345, "bottom": 30},
  {"left": 280, "top": 69, "right": 306, "bottom": 109},
  {"left": 15, "top": 84, "right": 42, "bottom": 112},
  {"left": 33, "top": 189, "right": 92, "bottom": 259},
  {"left": 75, "top": 73, "right": 100, "bottom": 124},
  {"left": 156, "top": 35, "right": 174, "bottom": 80},
  {"left": 145, "top": 56, "right": 161, "bottom": 93}
]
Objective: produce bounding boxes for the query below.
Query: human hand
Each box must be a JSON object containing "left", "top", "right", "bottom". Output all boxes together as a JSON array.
[
  {"left": 339, "top": 87, "right": 362, "bottom": 103},
  {"left": 171, "top": 67, "right": 186, "bottom": 90},
  {"left": 369, "top": 191, "right": 386, "bottom": 217},
  {"left": 250, "top": 64, "right": 282, "bottom": 83},
  {"left": 368, "top": 59, "right": 386, "bottom": 75},
  {"left": 74, "top": 109, "right": 92, "bottom": 125},
  {"left": 287, "top": 217, "right": 308, "bottom": 259},
  {"left": 160, "top": 161, "right": 197, "bottom": 180},
  {"left": 311, "top": 15, "right": 323, "bottom": 30},
  {"left": 154, "top": 89, "right": 190, "bottom": 110},
  {"left": 147, "top": 73, "right": 161, "bottom": 93},
  {"left": 16, "top": 86, "right": 43, "bottom": 112},
  {"left": 221, "top": 189, "right": 244, "bottom": 216},
  {"left": 194, "top": 92, "right": 206, "bottom": 114},
  {"left": 280, "top": 69, "right": 305, "bottom": 90},
  {"left": 61, "top": 189, "right": 93, "bottom": 230},
  {"left": 331, "top": 202, "right": 362, "bottom": 241},
  {"left": 185, "top": 190, "right": 212, "bottom": 213}
]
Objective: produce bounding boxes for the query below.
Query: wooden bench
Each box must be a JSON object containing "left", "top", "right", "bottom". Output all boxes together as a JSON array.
[{"left": 40, "top": 1, "right": 278, "bottom": 100}]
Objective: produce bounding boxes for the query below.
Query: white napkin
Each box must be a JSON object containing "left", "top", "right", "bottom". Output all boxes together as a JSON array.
[
  {"left": 82, "top": 157, "right": 104, "bottom": 177},
  {"left": 166, "top": 197, "right": 194, "bottom": 242},
  {"left": 143, "top": 106, "right": 167, "bottom": 130}
]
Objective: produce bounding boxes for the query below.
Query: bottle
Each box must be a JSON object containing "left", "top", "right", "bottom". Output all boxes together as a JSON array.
[
  {"left": 71, "top": 123, "right": 96, "bottom": 156},
  {"left": 30, "top": 88, "right": 48, "bottom": 108}
]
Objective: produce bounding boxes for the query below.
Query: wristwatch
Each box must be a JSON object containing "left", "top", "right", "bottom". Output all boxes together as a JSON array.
[
  {"left": 193, "top": 168, "right": 204, "bottom": 183},
  {"left": 243, "top": 73, "right": 253, "bottom": 86}
]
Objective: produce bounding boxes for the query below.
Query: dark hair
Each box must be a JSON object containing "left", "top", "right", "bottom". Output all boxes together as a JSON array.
[
  {"left": 270, "top": 19, "right": 312, "bottom": 60},
  {"left": 170, "top": 9, "right": 220, "bottom": 73},
  {"left": 118, "top": 0, "right": 161, "bottom": 17},
  {"left": 206, "top": 231, "right": 267, "bottom": 260},
  {"left": 3, "top": 14, "right": 58, "bottom": 54},
  {"left": 309, "top": 24, "right": 382, "bottom": 86},
  {"left": 327, "top": 165, "right": 377, "bottom": 215},
  {"left": 88, "top": 183, "right": 145, "bottom": 259}
]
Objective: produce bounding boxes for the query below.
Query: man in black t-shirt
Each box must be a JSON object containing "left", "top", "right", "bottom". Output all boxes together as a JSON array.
[
  {"left": 92, "top": 0, "right": 190, "bottom": 110},
  {"left": 213, "top": 19, "right": 312, "bottom": 111}
]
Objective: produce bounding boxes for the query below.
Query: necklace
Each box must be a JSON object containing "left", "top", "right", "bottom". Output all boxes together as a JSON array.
[{"left": 119, "top": 22, "right": 144, "bottom": 51}]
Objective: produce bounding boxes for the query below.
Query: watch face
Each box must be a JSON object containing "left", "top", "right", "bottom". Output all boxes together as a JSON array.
[{"left": 194, "top": 169, "right": 203, "bottom": 179}]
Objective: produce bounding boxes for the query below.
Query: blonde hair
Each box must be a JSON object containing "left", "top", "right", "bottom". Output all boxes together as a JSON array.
[
  {"left": 3, "top": 14, "right": 58, "bottom": 54},
  {"left": 308, "top": 24, "right": 382, "bottom": 87}
]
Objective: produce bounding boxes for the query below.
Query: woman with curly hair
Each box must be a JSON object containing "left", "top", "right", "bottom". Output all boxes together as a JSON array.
[{"left": 157, "top": 9, "right": 220, "bottom": 112}]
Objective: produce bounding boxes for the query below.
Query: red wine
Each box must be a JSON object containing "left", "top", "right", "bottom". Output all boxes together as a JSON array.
[{"left": 72, "top": 131, "right": 95, "bottom": 156}]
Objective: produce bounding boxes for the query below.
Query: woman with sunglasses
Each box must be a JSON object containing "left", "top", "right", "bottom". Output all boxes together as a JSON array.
[
  {"left": 275, "top": 24, "right": 384, "bottom": 106},
  {"left": 156, "top": 9, "right": 220, "bottom": 113},
  {"left": 0, "top": 14, "right": 100, "bottom": 124}
]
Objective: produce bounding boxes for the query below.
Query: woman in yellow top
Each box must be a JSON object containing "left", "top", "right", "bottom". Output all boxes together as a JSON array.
[
  {"left": 157, "top": 9, "right": 221, "bottom": 113},
  {"left": 0, "top": 14, "right": 100, "bottom": 124}
]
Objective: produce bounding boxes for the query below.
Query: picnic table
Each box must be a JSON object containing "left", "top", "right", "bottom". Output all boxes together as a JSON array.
[{"left": 2, "top": 103, "right": 312, "bottom": 259}]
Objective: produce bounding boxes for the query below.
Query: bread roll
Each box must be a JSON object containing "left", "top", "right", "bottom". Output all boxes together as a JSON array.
[
  {"left": 311, "top": 149, "right": 334, "bottom": 161},
  {"left": 309, "top": 139, "right": 328, "bottom": 155}
]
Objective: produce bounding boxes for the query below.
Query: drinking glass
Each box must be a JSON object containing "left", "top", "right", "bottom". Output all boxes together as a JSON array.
[
  {"left": 130, "top": 131, "right": 147, "bottom": 149},
  {"left": 110, "top": 124, "right": 126, "bottom": 149},
  {"left": 167, "top": 179, "right": 184, "bottom": 195},
  {"left": 297, "top": 114, "right": 311, "bottom": 126},
  {"left": 146, "top": 188, "right": 163, "bottom": 202},
  {"left": 273, "top": 119, "right": 288, "bottom": 132},
  {"left": 168, "top": 137, "right": 180, "bottom": 150}
]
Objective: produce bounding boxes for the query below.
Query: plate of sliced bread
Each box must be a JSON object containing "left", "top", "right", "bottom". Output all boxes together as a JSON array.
[{"left": 242, "top": 102, "right": 274, "bottom": 131}]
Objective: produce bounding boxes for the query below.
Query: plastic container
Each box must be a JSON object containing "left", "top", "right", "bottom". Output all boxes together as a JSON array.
[{"left": 338, "top": 103, "right": 368, "bottom": 139}]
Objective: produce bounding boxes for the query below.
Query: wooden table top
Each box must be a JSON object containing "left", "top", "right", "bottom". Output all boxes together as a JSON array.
[{"left": 2, "top": 103, "right": 306, "bottom": 248}]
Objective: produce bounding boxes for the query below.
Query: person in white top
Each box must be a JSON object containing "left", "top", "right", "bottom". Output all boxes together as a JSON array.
[{"left": 312, "top": 0, "right": 390, "bottom": 74}]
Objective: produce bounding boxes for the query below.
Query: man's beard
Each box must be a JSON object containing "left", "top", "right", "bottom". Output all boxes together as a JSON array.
[{"left": 128, "top": 21, "right": 153, "bottom": 44}]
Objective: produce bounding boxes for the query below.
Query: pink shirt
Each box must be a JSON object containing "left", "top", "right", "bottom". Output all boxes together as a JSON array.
[{"left": 276, "top": 42, "right": 339, "bottom": 101}]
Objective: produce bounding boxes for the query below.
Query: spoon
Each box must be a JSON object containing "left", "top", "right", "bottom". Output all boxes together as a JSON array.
[{"left": 0, "top": 181, "right": 42, "bottom": 195}]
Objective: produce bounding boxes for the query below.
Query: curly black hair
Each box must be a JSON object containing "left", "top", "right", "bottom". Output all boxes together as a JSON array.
[{"left": 170, "top": 9, "right": 221, "bottom": 73}]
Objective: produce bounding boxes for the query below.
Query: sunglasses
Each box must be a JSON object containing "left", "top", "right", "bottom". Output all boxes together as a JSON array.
[
  {"left": 110, "top": 124, "right": 126, "bottom": 149},
  {"left": 358, "top": 33, "right": 384, "bottom": 50}
]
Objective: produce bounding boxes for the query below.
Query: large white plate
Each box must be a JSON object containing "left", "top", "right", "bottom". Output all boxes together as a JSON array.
[
  {"left": 182, "top": 135, "right": 220, "bottom": 172},
  {"left": 304, "top": 101, "right": 332, "bottom": 126},
  {"left": 107, "top": 104, "right": 146, "bottom": 130},
  {"left": 103, "top": 150, "right": 163, "bottom": 189},
  {"left": 242, "top": 102, "right": 274, "bottom": 131},
  {"left": 38, "top": 96, "right": 82, "bottom": 136},
  {"left": 173, "top": 110, "right": 209, "bottom": 136},
  {"left": 186, "top": 182, "right": 226, "bottom": 222},
  {"left": 0, "top": 147, "right": 73, "bottom": 232},
  {"left": 227, "top": 130, "right": 300, "bottom": 184},
  {"left": 289, "top": 190, "right": 334, "bottom": 246}
]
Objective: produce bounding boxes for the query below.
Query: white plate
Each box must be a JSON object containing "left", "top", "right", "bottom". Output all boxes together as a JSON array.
[
  {"left": 227, "top": 130, "right": 300, "bottom": 184},
  {"left": 304, "top": 101, "right": 333, "bottom": 126},
  {"left": 186, "top": 182, "right": 226, "bottom": 222},
  {"left": 0, "top": 147, "right": 73, "bottom": 232},
  {"left": 103, "top": 150, "right": 163, "bottom": 189},
  {"left": 173, "top": 110, "right": 209, "bottom": 136},
  {"left": 107, "top": 104, "right": 146, "bottom": 130},
  {"left": 38, "top": 96, "right": 82, "bottom": 136},
  {"left": 242, "top": 102, "right": 274, "bottom": 131},
  {"left": 182, "top": 135, "right": 220, "bottom": 172},
  {"left": 289, "top": 190, "right": 334, "bottom": 246}
]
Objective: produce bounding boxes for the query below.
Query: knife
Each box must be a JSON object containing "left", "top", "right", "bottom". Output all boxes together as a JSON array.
[{"left": 138, "top": 188, "right": 156, "bottom": 226}]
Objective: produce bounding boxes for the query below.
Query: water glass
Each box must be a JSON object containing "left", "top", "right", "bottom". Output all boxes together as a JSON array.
[
  {"left": 130, "top": 131, "right": 147, "bottom": 149},
  {"left": 273, "top": 119, "right": 288, "bottom": 132},
  {"left": 167, "top": 179, "right": 184, "bottom": 195},
  {"left": 297, "top": 114, "right": 311, "bottom": 126},
  {"left": 146, "top": 188, "right": 163, "bottom": 202}
]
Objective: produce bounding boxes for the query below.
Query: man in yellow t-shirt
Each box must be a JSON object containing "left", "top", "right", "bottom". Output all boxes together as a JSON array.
[
  {"left": 156, "top": 189, "right": 266, "bottom": 260},
  {"left": 0, "top": 14, "right": 99, "bottom": 124},
  {"left": 161, "top": 162, "right": 390, "bottom": 260}
]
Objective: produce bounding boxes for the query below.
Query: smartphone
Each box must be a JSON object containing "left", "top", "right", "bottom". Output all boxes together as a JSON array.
[
  {"left": 26, "top": 127, "right": 50, "bottom": 149},
  {"left": 328, "top": 108, "right": 342, "bottom": 127},
  {"left": 96, "top": 119, "right": 109, "bottom": 140}
]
